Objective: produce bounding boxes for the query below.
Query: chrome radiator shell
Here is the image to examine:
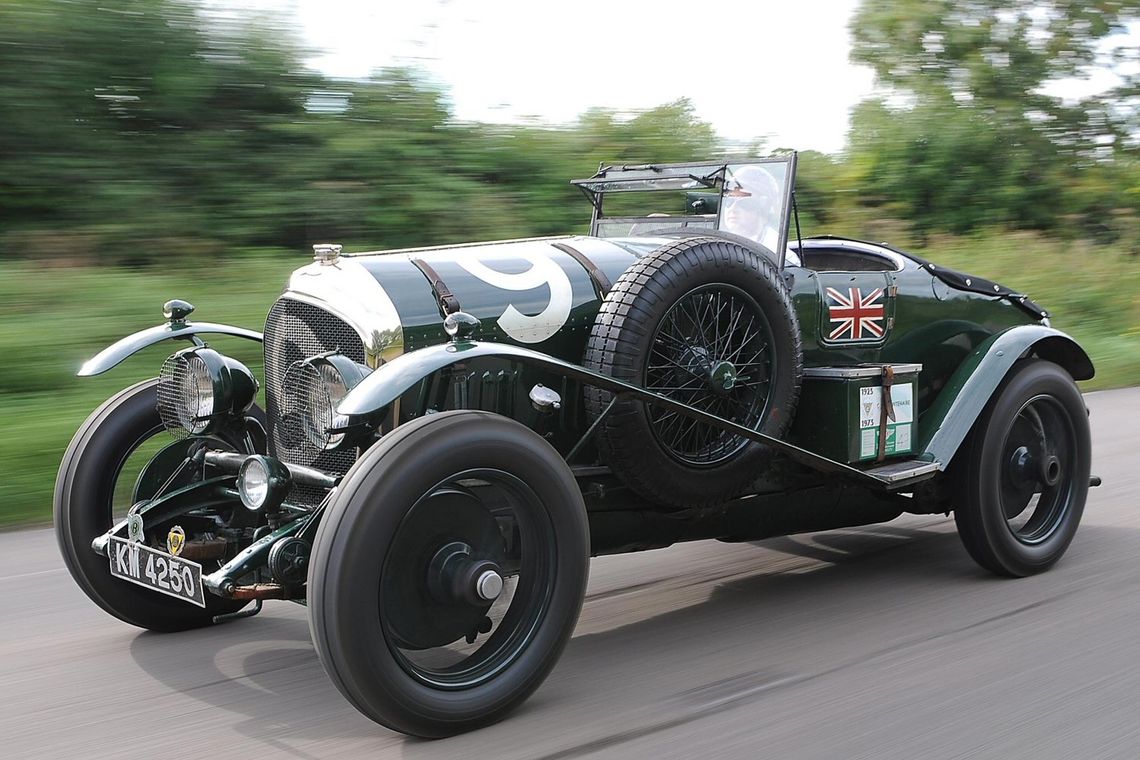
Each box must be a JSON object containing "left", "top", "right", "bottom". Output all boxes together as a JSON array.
[{"left": 262, "top": 259, "right": 403, "bottom": 505}]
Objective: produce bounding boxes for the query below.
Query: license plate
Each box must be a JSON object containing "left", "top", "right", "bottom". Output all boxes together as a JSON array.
[{"left": 107, "top": 536, "right": 206, "bottom": 607}]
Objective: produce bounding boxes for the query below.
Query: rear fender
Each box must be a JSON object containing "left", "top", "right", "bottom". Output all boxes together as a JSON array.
[
  {"left": 78, "top": 322, "right": 263, "bottom": 376},
  {"left": 918, "top": 325, "right": 1093, "bottom": 468}
]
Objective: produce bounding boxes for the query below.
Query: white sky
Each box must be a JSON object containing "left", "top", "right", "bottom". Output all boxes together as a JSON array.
[{"left": 216, "top": 0, "right": 876, "bottom": 154}]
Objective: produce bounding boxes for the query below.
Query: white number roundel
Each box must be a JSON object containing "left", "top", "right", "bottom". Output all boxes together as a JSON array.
[{"left": 456, "top": 253, "right": 574, "bottom": 343}]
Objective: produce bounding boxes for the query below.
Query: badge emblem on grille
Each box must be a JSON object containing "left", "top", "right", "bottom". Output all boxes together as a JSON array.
[{"left": 166, "top": 526, "right": 186, "bottom": 557}]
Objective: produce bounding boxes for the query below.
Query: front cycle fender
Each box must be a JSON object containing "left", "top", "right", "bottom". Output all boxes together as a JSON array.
[{"left": 78, "top": 321, "right": 263, "bottom": 377}]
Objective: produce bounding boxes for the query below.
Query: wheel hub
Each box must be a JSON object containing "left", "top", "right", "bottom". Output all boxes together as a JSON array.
[
  {"left": 476, "top": 569, "right": 504, "bottom": 602},
  {"left": 709, "top": 360, "right": 738, "bottom": 392},
  {"left": 381, "top": 487, "right": 507, "bottom": 650},
  {"left": 1009, "top": 445, "right": 1034, "bottom": 483},
  {"left": 1040, "top": 454, "right": 1062, "bottom": 487},
  {"left": 428, "top": 542, "right": 504, "bottom": 606},
  {"left": 1008, "top": 443, "right": 1062, "bottom": 489},
  {"left": 678, "top": 345, "right": 711, "bottom": 379}
]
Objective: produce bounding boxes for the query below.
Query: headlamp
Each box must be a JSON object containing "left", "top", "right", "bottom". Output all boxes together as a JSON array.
[
  {"left": 237, "top": 455, "right": 291, "bottom": 512},
  {"left": 280, "top": 353, "right": 371, "bottom": 463},
  {"left": 157, "top": 347, "right": 258, "bottom": 437}
]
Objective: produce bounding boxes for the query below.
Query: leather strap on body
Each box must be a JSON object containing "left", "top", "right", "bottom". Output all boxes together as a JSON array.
[
  {"left": 411, "top": 258, "right": 461, "bottom": 317},
  {"left": 877, "top": 365, "right": 896, "bottom": 462},
  {"left": 552, "top": 242, "right": 612, "bottom": 298}
]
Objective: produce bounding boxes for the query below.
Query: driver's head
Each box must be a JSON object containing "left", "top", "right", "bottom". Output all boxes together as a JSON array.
[{"left": 722, "top": 165, "right": 781, "bottom": 240}]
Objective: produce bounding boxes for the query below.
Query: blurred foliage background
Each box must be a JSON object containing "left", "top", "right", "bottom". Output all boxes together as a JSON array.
[{"left": 2, "top": 0, "right": 1140, "bottom": 525}]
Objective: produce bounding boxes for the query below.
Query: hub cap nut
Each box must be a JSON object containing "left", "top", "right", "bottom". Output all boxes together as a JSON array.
[{"left": 476, "top": 569, "right": 504, "bottom": 601}]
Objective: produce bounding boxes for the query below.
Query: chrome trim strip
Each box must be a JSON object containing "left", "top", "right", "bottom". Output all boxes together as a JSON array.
[
  {"left": 804, "top": 363, "right": 922, "bottom": 379},
  {"left": 344, "top": 234, "right": 574, "bottom": 258}
]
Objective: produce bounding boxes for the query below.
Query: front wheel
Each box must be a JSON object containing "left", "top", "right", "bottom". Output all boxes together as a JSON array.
[
  {"left": 54, "top": 380, "right": 248, "bottom": 631},
  {"left": 952, "top": 360, "right": 1091, "bottom": 577},
  {"left": 307, "top": 410, "right": 589, "bottom": 738}
]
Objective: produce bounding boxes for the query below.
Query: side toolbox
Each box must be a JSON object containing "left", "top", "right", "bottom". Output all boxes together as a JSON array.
[{"left": 788, "top": 363, "right": 921, "bottom": 464}]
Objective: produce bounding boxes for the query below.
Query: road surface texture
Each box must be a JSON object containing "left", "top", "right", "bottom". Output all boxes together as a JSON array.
[{"left": 2, "top": 388, "right": 1138, "bottom": 759}]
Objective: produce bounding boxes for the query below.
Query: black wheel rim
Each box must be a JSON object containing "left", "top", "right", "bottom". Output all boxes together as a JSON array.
[
  {"left": 111, "top": 423, "right": 168, "bottom": 526},
  {"left": 110, "top": 408, "right": 249, "bottom": 552},
  {"left": 998, "top": 394, "right": 1078, "bottom": 544},
  {"left": 644, "top": 284, "right": 776, "bottom": 466},
  {"left": 379, "top": 468, "right": 556, "bottom": 689}
]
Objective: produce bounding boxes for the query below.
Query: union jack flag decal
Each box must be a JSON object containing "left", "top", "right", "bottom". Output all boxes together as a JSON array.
[{"left": 826, "top": 287, "right": 886, "bottom": 342}]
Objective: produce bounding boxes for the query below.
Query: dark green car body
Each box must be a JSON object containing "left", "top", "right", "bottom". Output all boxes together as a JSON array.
[
  {"left": 79, "top": 156, "right": 1092, "bottom": 539},
  {"left": 64, "top": 155, "right": 1097, "bottom": 737}
]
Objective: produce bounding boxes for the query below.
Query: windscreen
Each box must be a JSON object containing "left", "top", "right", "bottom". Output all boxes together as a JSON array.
[
  {"left": 718, "top": 162, "right": 792, "bottom": 256},
  {"left": 581, "top": 155, "right": 797, "bottom": 265}
]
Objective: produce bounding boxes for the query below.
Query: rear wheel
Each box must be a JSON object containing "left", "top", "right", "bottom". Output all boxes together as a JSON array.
[
  {"left": 308, "top": 410, "right": 589, "bottom": 738},
  {"left": 952, "top": 360, "right": 1091, "bottom": 576}
]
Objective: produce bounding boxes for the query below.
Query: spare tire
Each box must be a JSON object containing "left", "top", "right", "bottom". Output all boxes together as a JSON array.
[{"left": 583, "top": 237, "right": 802, "bottom": 507}]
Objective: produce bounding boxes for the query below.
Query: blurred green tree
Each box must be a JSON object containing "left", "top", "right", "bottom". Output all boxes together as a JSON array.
[
  {"left": 852, "top": 0, "right": 1140, "bottom": 152},
  {"left": 849, "top": 0, "right": 1140, "bottom": 237},
  {"left": 0, "top": 0, "right": 724, "bottom": 264},
  {"left": 0, "top": 0, "right": 316, "bottom": 261}
]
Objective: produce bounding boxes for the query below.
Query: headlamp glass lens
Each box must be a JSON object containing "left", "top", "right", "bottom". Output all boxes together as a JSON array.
[
  {"left": 159, "top": 350, "right": 221, "bottom": 437},
  {"left": 297, "top": 362, "right": 349, "bottom": 451},
  {"left": 319, "top": 362, "right": 349, "bottom": 448},
  {"left": 182, "top": 355, "right": 215, "bottom": 434},
  {"left": 281, "top": 355, "right": 368, "bottom": 463},
  {"left": 240, "top": 458, "right": 270, "bottom": 510}
]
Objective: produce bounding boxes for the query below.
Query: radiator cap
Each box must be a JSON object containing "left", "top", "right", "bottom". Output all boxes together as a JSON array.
[{"left": 312, "top": 243, "right": 342, "bottom": 264}]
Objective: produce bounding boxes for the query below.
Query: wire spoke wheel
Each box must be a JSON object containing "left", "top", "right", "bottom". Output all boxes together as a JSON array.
[
  {"left": 645, "top": 284, "right": 775, "bottom": 466},
  {"left": 584, "top": 237, "right": 802, "bottom": 507}
]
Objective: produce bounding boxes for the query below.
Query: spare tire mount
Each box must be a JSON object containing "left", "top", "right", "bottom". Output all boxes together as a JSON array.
[{"left": 584, "top": 237, "right": 803, "bottom": 507}]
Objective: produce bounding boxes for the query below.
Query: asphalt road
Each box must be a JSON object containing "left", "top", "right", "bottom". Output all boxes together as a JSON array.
[{"left": 3, "top": 387, "right": 1139, "bottom": 759}]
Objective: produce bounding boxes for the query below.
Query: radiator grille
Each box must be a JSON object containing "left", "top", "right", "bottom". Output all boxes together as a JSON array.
[{"left": 264, "top": 298, "right": 367, "bottom": 505}]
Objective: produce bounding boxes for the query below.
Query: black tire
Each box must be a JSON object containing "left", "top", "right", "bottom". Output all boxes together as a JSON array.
[
  {"left": 952, "top": 359, "right": 1091, "bottom": 577},
  {"left": 54, "top": 380, "right": 248, "bottom": 631},
  {"left": 308, "top": 410, "right": 589, "bottom": 738},
  {"left": 584, "top": 236, "right": 802, "bottom": 507}
]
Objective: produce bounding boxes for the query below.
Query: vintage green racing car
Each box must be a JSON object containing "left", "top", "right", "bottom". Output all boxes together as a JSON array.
[{"left": 55, "top": 154, "right": 1096, "bottom": 737}]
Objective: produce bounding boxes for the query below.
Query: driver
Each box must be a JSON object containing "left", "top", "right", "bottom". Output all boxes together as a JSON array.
[{"left": 721, "top": 165, "right": 783, "bottom": 254}]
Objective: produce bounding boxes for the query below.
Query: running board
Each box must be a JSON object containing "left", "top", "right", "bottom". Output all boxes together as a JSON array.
[{"left": 863, "top": 459, "right": 940, "bottom": 488}]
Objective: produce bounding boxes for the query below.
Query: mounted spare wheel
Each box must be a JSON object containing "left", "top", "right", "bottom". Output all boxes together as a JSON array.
[{"left": 584, "top": 237, "right": 802, "bottom": 507}]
